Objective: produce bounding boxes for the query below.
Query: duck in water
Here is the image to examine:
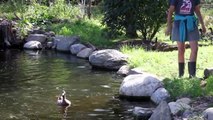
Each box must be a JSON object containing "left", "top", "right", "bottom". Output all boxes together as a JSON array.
[{"left": 57, "top": 90, "right": 71, "bottom": 106}]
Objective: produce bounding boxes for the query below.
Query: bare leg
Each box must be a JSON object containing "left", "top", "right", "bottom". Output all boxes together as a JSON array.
[
  {"left": 189, "top": 41, "right": 198, "bottom": 62},
  {"left": 177, "top": 41, "right": 185, "bottom": 77},
  {"left": 177, "top": 41, "right": 185, "bottom": 63},
  {"left": 188, "top": 40, "right": 198, "bottom": 77}
]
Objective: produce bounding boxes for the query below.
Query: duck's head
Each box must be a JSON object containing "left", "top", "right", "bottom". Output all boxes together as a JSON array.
[{"left": 62, "top": 90, "right": 66, "bottom": 97}]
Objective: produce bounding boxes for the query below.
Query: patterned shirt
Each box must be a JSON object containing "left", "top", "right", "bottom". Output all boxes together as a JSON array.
[{"left": 169, "top": 0, "right": 200, "bottom": 15}]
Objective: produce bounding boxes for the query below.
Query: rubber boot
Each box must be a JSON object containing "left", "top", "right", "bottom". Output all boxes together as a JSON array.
[
  {"left": 188, "top": 62, "right": 196, "bottom": 78},
  {"left": 179, "top": 62, "right": 185, "bottom": 77}
]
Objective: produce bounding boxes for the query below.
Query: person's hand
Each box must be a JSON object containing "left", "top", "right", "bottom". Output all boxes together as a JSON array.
[
  {"left": 165, "top": 25, "right": 172, "bottom": 36},
  {"left": 202, "top": 25, "right": 206, "bottom": 34}
]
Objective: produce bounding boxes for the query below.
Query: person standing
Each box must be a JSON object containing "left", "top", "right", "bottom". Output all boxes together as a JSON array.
[{"left": 165, "top": 0, "right": 206, "bottom": 78}]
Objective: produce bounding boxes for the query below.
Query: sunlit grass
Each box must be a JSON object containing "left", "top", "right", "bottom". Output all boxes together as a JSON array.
[
  {"left": 49, "top": 18, "right": 114, "bottom": 47},
  {"left": 121, "top": 45, "right": 213, "bottom": 78}
]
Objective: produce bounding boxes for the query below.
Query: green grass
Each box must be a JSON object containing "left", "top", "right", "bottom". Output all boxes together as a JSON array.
[
  {"left": 49, "top": 19, "right": 114, "bottom": 47},
  {"left": 121, "top": 45, "right": 213, "bottom": 78},
  {"left": 164, "top": 76, "right": 213, "bottom": 99},
  {"left": 163, "top": 78, "right": 203, "bottom": 99}
]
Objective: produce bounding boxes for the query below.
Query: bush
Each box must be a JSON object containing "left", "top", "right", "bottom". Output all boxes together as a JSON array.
[
  {"left": 103, "top": 0, "right": 168, "bottom": 40},
  {"left": 163, "top": 78, "right": 203, "bottom": 99}
]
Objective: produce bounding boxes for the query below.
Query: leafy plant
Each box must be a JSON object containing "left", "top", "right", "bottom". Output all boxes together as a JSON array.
[
  {"left": 103, "top": 0, "right": 168, "bottom": 40},
  {"left": 204, "top": 76, "right": 213, "bottom": 96},
  {"left": 163, "top": 78, "right": 203, "bottom": 99}
]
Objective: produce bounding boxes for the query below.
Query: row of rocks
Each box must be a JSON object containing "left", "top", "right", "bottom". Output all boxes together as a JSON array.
[
  {"left": 133, "top": 98, "right": 213, "bottom": 120},
  {"left": 117, "top": 66, "right": 213, "bottom": 120},
  {"left": 23, "top": 32, "right": 213, "bottom": 78},
  {"left": 23, "top": 33, "right": 128, "bottom": 70}
]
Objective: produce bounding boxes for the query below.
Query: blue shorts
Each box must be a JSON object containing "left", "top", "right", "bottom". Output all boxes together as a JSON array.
[{"left": 171, "top": 20, "right": 200, "bottom": 42}]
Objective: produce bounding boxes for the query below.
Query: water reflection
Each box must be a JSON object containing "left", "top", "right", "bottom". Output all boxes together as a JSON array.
[
  {"left": 59, "top": 105, "right": 70, "bottom": 119},
  {"left": 0, "top": 50, "right": 154, "bottom": 120}
]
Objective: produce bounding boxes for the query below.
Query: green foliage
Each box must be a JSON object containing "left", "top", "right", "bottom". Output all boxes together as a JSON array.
[
  {"left": 0, "top": 0, "right": 81, "bottom": 39},
  {"left": 22, "top": 0, "right": 80, "bottom": 25},
  {"left": 163, "top": 76, "right": 213, "bottom": 100},
  {"left": 136, "top": 1, "right": 168, "bottom": 40},
  {"left": 103, "top": 0, "right": 168, "bottom": 40},
  {"left": 163, "top": 78, "right": 203, "bottom": 99},
  {"left": 204, "top": 76, "right": 213, "bottom": 96},
  {"left": 49, "top": 19, "right": 114, "bottom": 47}
]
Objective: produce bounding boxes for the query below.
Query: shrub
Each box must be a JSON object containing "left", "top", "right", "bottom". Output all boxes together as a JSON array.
[{"left": 102, "top": 0, "right": 168, "bottom": 40}]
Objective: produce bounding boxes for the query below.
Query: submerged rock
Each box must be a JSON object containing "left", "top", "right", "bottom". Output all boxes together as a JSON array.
[
  {"left": 133, "top": 107, "right": 154, "bottom": 119},
  {"left": 23, "top": 41, "right": 42, "bottom": 50}
]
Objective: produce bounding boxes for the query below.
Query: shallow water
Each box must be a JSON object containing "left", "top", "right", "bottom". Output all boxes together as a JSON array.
[{"left": 0, "top": 50, "right": 154, "bottom": 120}]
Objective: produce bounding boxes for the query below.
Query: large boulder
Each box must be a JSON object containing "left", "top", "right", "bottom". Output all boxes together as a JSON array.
[
  {"left": 54, "top": 35, "right": 80, "bottom": 52},
  {"left": 23, "top": 41, "right": 42, "bottom": 50},
  {"left": 89, "top": 49, "right": 128, "bottom": 70},
  {"left": 119, "top": 73, "right": 163, "bottom": 97}
]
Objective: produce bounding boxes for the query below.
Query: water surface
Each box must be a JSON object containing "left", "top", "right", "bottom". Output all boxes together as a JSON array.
[{"left": 0, "top": 50, "right": 154, "bottom": 120}]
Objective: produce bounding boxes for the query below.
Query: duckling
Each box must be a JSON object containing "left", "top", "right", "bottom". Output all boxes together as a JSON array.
[{"left": 57, "top": 90, "right": 71, "bottom": 106}]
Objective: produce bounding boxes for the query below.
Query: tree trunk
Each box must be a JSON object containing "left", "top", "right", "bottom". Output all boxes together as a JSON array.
[
  {"left": 125, "top": 24, "right": 138, "bottom": 38},
  {"left": 87, "top": 0, "right": 92, "bottom": 19},
  {"left": 125, "top": 12, "right": 138, "bottom": 38},
  {"left": 0, "top": 20, "right": 17, "bottom": 50}
]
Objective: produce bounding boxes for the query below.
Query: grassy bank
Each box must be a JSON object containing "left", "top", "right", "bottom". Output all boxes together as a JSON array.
[{"left": 121, "top": 45, "right": 213, "bottom": 99}]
